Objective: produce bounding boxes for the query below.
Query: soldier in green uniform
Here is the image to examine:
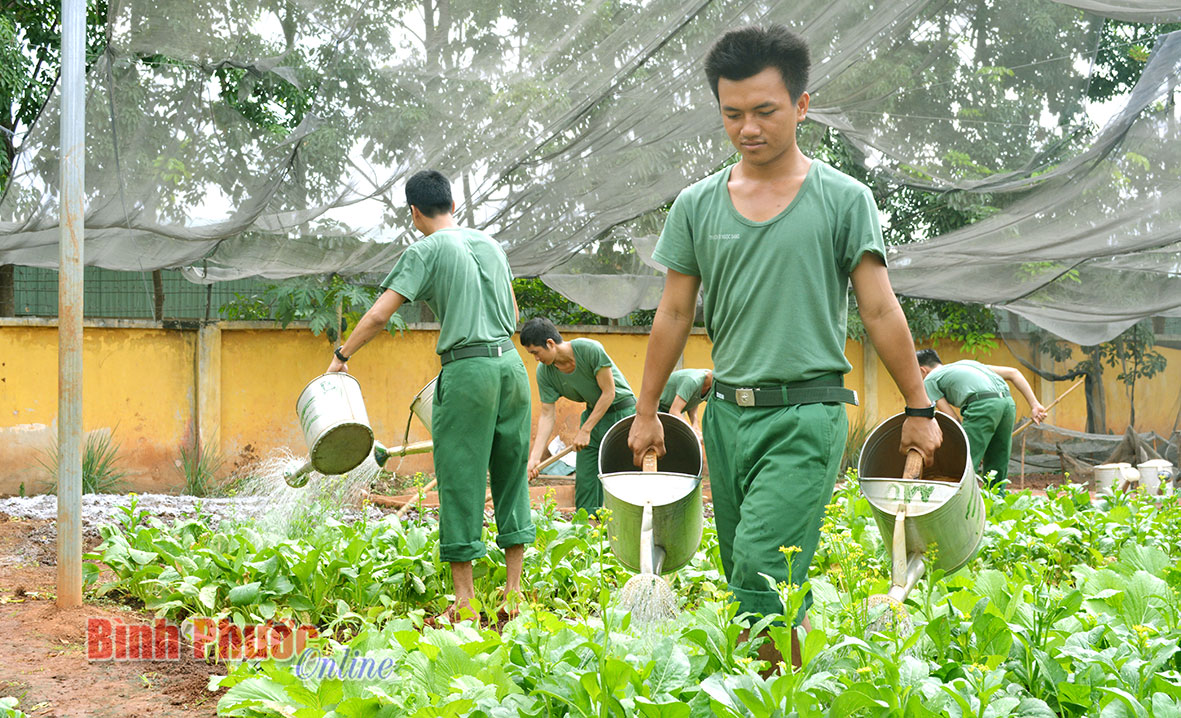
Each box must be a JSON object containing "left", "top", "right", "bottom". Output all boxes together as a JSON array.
[
  {"left": 326, "top": 170, "right": 534, "bottom": 621},
  {"left": 916, "top": 349, "right": 1047, "bottom": 491},
  {"left": 519, "top": 317, "right": 636, "bottom": 514},
  {"left": 658, "top": 368, "right": 713, "bottom": 434},
  {"left": 627, "top": 25, "right": 943, "bottom": 667}
]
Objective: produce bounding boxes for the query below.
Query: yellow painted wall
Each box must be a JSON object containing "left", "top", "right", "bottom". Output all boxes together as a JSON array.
[
  {"left": 1, "top": 320, "right": 1178, "bottom": 495},
  {"left": 0, "top": 323, "right": 194, "bottom": 495}
]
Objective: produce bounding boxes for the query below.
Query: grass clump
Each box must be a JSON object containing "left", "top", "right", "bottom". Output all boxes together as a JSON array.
[
  {"left": 38, "top": 428, "right": 126, "bottom": 494},
  {"left": 178, "top": 442, "right": 224, "bottom": 497}
]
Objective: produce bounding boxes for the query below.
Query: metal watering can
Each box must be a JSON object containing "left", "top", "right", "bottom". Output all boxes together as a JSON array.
[
  {"left": 287, "top": 373, "right": 375, "bottom": 487},
  {"left": 857, "top": 411, "right": 985, "bottom": 604},
  {"left": 385, "top": 377, "right": 436, "bottom": 463},
  {"left": 285, "top": 374, "right": 437, "bottom": 488},
  {"left": 598, "top": 413, "right": 703, "bottom": 575}
]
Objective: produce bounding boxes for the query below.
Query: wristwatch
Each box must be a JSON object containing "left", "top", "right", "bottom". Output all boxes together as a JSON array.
[
  {"left": 334, "top": 346, "right": 351, "bottom": 363},
  {"left": 904, "top": 403, "right": 936, "bottom": 418}
]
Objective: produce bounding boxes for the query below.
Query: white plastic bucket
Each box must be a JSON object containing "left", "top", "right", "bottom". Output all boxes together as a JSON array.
[
  {"left": 1137, "top": 459, "right": 1174, "bottom": 496},
  {"left": 1094, "top": 462, "right": 1138, "bottom": 493}
]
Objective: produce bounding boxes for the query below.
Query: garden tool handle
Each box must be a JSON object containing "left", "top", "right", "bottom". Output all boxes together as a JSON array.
[
  {"left": 1012, "top": 377, "right": 1083, "bottom": 437},
  {"left": 536, "top": 444, "right": 577, "bottom": 473},
  {"left": 902, "top": 449, "right": 924, "bottom": 480},
  {"left": 642, "top": 449, "right": 658, "bottom": 473}
]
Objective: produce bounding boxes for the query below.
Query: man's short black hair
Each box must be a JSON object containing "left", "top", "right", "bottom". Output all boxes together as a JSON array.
[
  {"left": 705, "top": 24, "right": 810, "bottom": 102},
  {"left": 405, "top": 170, "right": 453, "bottom": 217},
  {"left": 916, "top": 349, "right": 943, "bottom": 368},
  {"left": 519, "top": 317, "right": 562, "bottom": 347}
]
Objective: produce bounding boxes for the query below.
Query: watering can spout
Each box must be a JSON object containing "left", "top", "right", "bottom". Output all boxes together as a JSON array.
[
  {"left": 373, "top": 441, "right": 390, "bottom": 468},
  {"left": 284, "top": 460, "right": 314, "bottom": 488},
  {"left": 857, "top": 411, "right": 985, "bottom": 581},
  {"left": 597, "top": 413, "right": 704, "bottom": 576}
]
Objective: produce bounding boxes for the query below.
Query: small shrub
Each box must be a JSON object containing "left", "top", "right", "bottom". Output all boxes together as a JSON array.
[{"left": 38, "top": 428, "right": 126, "bottom": 494}]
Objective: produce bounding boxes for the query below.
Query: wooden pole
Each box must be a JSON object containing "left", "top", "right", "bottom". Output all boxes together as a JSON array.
[{"left": 1021, "top": 431, "right": 1027, "bottom": 490}]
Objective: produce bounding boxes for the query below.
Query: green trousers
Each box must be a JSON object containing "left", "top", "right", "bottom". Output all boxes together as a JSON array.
[
  {"left": 962, "top": 396, "right": 1017, "bottom": 491},
  {"left": 432, "top": 351, "right": 535, "bottom": 563},
  {"left": 574, "top": 402, "right": 636, "bottom": 514},
  {"left": 703, "top": 399, "right": 847, "bottom": 624}
]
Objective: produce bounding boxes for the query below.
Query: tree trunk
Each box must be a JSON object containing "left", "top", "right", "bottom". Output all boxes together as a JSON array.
[
  {"left": 2, "top": 111, "right": 16, "bottom": 317},
  {"left": 333, "top": 295, "right": 343, "bottom": 344},
  {"left": 152, "top": 270, "right": 165, "bottom": 320},
  {"left": 0, "top": 265, "right": 14, "bottom": 316},
  {"left": 423, "top": 0, "right": 451, "bottom": 70},
  {"left": 1129, "top": 379, "right": 1136, "bottom": 429},
  {"left": 1084, "top": 348, "right": 1107, "bottom": 434},
  {"left": 462, "top": 171, "right": 475, "bottom": 225}
]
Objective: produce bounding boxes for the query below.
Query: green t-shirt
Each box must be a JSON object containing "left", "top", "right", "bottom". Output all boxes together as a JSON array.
[
  {"left": 536, "top": 338, "right": 634, "bottom": 410},
  {"left": 653, "top": 160, "right": 886, "bottom": 386},
  {"left": 659, "top": 369, "right": 709, "bottom": 414},
  {"left": 923, "top": 361, "right": 1010, "bottom": 407},
  {"left": 380, "top": 227, "right": 516, "bottom": 355}
]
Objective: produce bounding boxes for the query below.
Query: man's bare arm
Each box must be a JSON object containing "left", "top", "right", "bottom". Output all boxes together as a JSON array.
[
  {"left": 850, "top": 255, "right": 942, "bottom": 463},
  {"left": 574, "top": 368, "right": 618, "bottom": 450},
  {"left": 989, "top": 365, "right": 1047, "bottom": 422},
  {"left": 628, "top": 270, "right": 701, "bottom": 464},
  {"left": 327, "top": 289, "right": 406, "bottom": 372},
  {"left": 528, "top": 403, "right": 558, "bottom": 479}
]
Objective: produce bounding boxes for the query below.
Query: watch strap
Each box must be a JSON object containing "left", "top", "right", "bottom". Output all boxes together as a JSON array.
[
  {"left": 334, "top": 346, "right": 350, "bottom": 363},
  {"left": 904, "top": 403, "right": 936, "bottom": 418}
]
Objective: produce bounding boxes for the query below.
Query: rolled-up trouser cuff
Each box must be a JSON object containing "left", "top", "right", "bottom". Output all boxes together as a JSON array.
[
  {"left": 439, "top": 540, "right": 487, "bottom": 564},
  {"left": 495, "top": 525, "right": 536, "bottom": 549}
]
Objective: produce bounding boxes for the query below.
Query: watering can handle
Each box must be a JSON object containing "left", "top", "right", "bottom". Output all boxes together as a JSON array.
[
  {"left": 902, "top": 449, "right": 924, "bottom": 480},
  {"left": 642, "top": 449, "right": 658, "bottom": 473}
]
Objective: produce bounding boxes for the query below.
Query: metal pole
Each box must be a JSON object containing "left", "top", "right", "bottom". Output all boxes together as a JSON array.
[{"left": 57, "top": 0, "right": 86, "bottom": 609}]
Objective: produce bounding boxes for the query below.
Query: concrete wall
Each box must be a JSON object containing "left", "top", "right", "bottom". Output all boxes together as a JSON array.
[{"left": 2, "top": 318, "right": 1179, "bottom": 494}]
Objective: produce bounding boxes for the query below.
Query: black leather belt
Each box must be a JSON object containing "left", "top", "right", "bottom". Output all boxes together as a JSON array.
[
  {"left": 961, "top": 390, "right": 1007, "bottom": 409},
  {"left": 439, "top": 339, "right": 516, "bottom": 366},
  {"left": 712, "top": 373, "right": 857, "bottom": 407}
]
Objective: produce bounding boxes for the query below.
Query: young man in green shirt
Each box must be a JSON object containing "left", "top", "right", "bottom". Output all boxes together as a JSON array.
[
  {"left": 658, "top": 368, "right": 713, "bottom": 434},
  {"left": 917, "top": 349, "right": 1047, "bottom": 491},
  {"left": 326, "top": 170, "right": 534, "bottom": 621},
  {"left": 627, "top": 25, "right": 942, "bottom": 667},
  {"left": 519, "top": 317, "right": 636, "bottom": 514}
]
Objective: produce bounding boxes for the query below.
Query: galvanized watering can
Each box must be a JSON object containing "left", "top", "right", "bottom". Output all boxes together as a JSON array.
[
  {"left": 374, "top": 376, "right": 437, "bottom": 470},
  {"left": 857, "top": 412, "right": 985, "bottom": 603},
  {"left": 598, "top": 413, "right": 703, "bottom": 575},
  {"left": 289, "top": 373, "right": 375, "bottom": 486},
  {"left": 396, "top": 377, "right": 436, "bottom": 449}
]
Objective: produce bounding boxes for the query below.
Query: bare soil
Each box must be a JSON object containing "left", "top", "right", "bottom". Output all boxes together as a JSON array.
[
  {"left": 0, "top": 514, "right": 225, "bottom": 717},
  {"left": 1007, "top": 472, "right": 1072, "bottom": 494}
]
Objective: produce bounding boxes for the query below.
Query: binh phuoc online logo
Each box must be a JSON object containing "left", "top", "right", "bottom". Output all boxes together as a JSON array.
[{"left": 87, "top": 616, "right": 318, "bottom": 660}]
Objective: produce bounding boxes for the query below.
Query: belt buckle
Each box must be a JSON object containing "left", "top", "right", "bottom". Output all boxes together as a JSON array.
[
  {"left": 734, "top": 388, "right": 755, "bottom": 407},
  {"left": 495, "top": 346, "right": 503, "bottom": 357}
]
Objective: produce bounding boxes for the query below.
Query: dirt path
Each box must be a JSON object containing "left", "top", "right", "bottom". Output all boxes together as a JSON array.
[{"left": 0, "top": 515, "right": 224, "bottom": 717}]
